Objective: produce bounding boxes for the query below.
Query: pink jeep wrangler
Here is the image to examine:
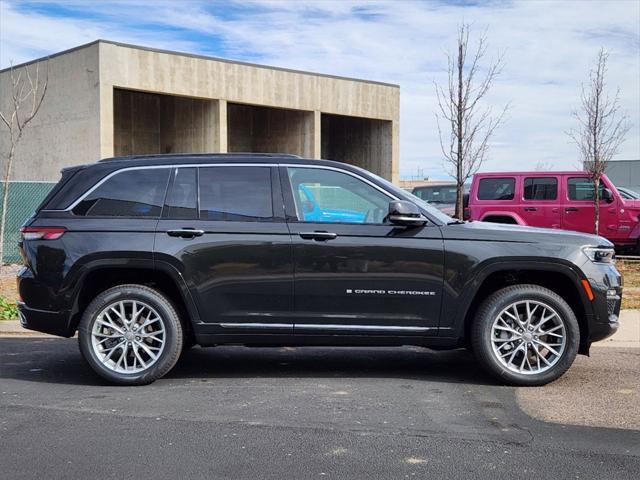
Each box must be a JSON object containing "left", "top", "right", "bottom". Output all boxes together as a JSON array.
[{"left": 467, "top": 171, "right": 640, "bottom": 253}]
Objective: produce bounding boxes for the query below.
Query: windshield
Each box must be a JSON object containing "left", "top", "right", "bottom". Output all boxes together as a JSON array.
[{"left": 354, "top": 168, "right": 455, "bottom": 224}]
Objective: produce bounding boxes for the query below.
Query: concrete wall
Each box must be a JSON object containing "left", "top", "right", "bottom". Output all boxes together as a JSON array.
[
  {"left": 606, "top": 160, "right": 640, "bottom": 193},
  {"left": 0, "top": 44, "right": 101, "bottom": 181},
  {"left": 227, "top": 103, "right": 315, "bottom": 157},
  {"left": 321, "top": 113, "right": 393, "bottom": 179},
  {"left": 113, "top": 88, "right": 218, "bottom": 156}
]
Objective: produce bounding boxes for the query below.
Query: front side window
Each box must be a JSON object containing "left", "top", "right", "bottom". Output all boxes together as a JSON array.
[
  {"left": 73, "top": 168, "right": 170, "bottom": 217},
  {"left": 477, "top": 178, "right": 516, "bottom": 201},
  {"left": 199, "top": 166, "right": 273, "bottom": 221},
  {"left": 287, "top": 167, "right": 391, "bottom": 224},
  {"left": 568, "top": 177, "right": 605, "bottom": 201},
  {"left": 524, "top": 177, "right": 558, "bottom": 200}
]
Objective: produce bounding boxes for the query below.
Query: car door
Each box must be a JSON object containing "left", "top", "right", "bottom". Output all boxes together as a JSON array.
[
  {"left": 520, "top": 176, "right": 561, "bottom": 228},
  {"left": 281, "top": 165, "right": 444, "bottom": 336},
  {"left": 563, "top": 176, "right": 618, "bottom": 236},
  {"left": 154, "top": 165, "right": 294, "bottom": 335}
]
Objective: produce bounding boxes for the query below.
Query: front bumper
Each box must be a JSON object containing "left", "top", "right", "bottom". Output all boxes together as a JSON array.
[
  {"left": 584, "top": 262, "right": 622, "bottom": 343},
  {"left": 17, "top": 301, "right": 74, "bottom": 337}
]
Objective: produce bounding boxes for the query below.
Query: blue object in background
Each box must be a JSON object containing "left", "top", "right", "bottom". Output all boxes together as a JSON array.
[{"left": 298, "top": 184, "right": 366, "bottom": 223}]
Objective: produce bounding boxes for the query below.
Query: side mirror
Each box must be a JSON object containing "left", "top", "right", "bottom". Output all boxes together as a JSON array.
[
  {"left": 387, "top": 200, "right": 427, "bottom": 226},
  {"left": 602, "top": 188, "right": 614, "bottom": 203}
]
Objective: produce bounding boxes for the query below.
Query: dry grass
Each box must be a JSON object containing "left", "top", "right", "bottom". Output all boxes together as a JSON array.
[
  {"left": 0, "top": 265, "right": 20, "bottom": 302},
  {"left": 618, "top": 260, "right": 640, "bottom": 310}
]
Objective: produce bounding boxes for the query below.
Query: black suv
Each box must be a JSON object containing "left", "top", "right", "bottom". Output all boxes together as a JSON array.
[{"left": 18, "top": 154, "right": 622, "bottom": 386}]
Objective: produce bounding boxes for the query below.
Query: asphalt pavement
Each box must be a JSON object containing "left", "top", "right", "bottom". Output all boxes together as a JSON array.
[{"left": 1, "top": 338, "right": 638, "bottom": 479}]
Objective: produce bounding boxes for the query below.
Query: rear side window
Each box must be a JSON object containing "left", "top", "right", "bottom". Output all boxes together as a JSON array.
[
  {"left": 524, "top": 177, "right": 557, "bottom": 200},
  {"left": 73, "top": 169, "right": 169, "bottom": 217},
  {"left": 199, "top": 166, "right": 273, "bottom": 221},
  {"left": 477, "top": 178, "right": 515, "bottom": 201},
  {"left": 568, "top": 177, "right": 606, "bottom": 201}
]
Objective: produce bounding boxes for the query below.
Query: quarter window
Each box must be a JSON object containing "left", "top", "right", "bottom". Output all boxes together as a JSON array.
[
  {"left": 568, "top": 177, "right": 605, "bottom": 201},
  {"left": 165, "top": 168, "right": 197, "bottom": 219},
  {"left": 477, "top": 178, "right": 516, "bottom": 201},
  {"left": 199, "top": 166, "right": 273, "bottom": 221},
  {"left": 524, "top": 177, "right": 558, "bottom": 200},
  {"left": 73, "top": 169, "right": 169, "bottom": 217},
  {"left": 287, "top": 167, "right": 391, "bottom": 224}
]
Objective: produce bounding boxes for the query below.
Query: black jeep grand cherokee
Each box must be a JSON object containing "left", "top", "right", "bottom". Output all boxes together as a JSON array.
[{"left": 18, "top": 154, "right": 621, "bottom": 386}]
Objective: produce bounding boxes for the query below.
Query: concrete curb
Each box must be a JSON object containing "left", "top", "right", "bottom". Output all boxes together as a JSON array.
[{"left": 2, "top": 310, "right": 639, "bottom": 346}]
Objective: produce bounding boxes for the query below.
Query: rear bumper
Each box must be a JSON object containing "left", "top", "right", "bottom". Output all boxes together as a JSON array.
[{"left": 17, "top": 301, "right": 74, "bottom": 337}]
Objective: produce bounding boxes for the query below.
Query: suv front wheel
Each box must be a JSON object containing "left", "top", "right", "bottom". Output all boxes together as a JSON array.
[
  {"left": 78, "top": 284, "right": 183, "bottom": 385},
  {"left": 471, "top": 284, "right": 579, "bottom": 386}
]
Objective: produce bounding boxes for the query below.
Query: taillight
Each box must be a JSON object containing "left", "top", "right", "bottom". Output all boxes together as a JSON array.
[{"left": 20, "top": 226, "right": 66, "bottom": 240}]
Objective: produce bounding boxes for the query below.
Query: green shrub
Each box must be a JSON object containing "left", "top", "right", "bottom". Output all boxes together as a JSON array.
[{"left": 0, "top": 296, "right": 19, "bottom": 320}]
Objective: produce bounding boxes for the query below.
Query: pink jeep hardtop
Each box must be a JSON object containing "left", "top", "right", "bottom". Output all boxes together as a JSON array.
[{"left": 468, "top": 171, "right": 640, "bottom": 253}]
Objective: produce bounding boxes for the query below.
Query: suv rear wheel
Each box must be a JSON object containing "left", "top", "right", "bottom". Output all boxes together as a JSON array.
[
  {"left": 78, "top": 284, "right": 183, "bottom": 385},
  {"left": 471, "top": 284, "right": 579, "bottom": 386}
]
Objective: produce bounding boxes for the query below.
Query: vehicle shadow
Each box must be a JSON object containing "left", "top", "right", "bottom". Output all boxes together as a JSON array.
[
  {"left": 0, "top": 338, "right": 497, "bottom": 386},
  {"left": 169, "top": 346, "right": 496, "bottom": 384}
]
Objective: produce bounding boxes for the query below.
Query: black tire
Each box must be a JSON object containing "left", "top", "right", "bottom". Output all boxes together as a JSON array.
[
  {"left": 78, "top": 284, "right": 183, "bottom": 385},
  {"left": 471, "top": 284, "right": 579, "bottom": 386}
]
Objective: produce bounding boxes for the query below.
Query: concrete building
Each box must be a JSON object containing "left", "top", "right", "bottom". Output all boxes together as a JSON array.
[
  {"left": 605, "top": 160, "right": 640, "bottom": 194},
  {"left": 0, "top": 40, "right": 400, "bottom": 182}
]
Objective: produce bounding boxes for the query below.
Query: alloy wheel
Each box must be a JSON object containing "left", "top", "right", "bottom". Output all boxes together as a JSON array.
[
  {"left": 490, "top": 300, "right": 566, "bottom": 375},
  {"left": 90, "top": 300, "right": 166, "bottom": 374}
]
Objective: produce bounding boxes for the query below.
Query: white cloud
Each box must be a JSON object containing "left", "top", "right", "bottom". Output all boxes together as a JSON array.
[{"left": 1, "top": 0, "right": 638, "bottom": 179}]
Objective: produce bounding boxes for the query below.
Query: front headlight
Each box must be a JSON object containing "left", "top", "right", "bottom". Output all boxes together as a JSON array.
[{"left": 583, "top": 246, "right": 616, "bottom": 264}]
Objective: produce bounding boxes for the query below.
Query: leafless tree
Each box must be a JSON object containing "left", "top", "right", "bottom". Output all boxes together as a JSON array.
[
  {"left": 0, "top": 61, "right": 49, "bottom": 266},
  {"left": 435, "top": 23, "right": 508, "bottom": 219},
  {"left": 568, "top": 49, "right": 630, "bottom": 235},
  {"left": 534, "top": 161, "right": 554, "bottom": 172}
]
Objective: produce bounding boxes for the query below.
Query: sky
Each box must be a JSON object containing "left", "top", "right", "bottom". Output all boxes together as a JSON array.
[{"left": 1, "top": 0, "right": 638, "bottom": 180}]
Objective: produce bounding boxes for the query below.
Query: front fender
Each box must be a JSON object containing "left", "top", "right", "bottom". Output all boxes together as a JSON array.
[{"left": 441, "top": 257, "right": 592, "bottom": 338}]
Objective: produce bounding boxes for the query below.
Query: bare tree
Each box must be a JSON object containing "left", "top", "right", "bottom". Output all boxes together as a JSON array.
[
  {"left": 435, "top": 23, "right": 508, "bottom": 219},
  {"left": 534, "top": 161, "right": 554, "bottom": 172},
  {"left": 0, "top": 61, "right": 49, "bottom": 266},
  {"left": 568, "top": 49, "right": 630, "bottom": 235}
]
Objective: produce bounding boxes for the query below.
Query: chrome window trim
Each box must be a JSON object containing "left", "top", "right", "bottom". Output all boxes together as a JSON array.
[
  {"left": 217, "top": 322, "right": 434, "bottom": 333},
  {"left": 48, "top": 162, "right": 399, "bottom": 212}
]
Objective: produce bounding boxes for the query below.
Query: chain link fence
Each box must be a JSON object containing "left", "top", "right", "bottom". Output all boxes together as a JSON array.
[{"left": 1, "top": 181, "right": 56, "bottom": 264}]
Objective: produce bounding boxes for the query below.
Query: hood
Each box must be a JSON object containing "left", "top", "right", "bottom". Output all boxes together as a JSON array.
[{"left": 449, "top": 220, "right": 613, "bottom": 248}]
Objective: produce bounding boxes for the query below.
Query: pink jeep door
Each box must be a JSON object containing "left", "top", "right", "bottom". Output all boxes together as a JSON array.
[
  {"left": 520, "top": 176, "right": 561, "bottom": 228},
  {"left": 562, "top": 176, "right": 618, "bottom": 237}
]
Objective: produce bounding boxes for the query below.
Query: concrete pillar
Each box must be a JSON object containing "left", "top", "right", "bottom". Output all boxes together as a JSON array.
[
  {"left": 100, "top": 84, "right": 115, "bottom": 159},
  {"left": 215, "top": 99, "right": 228, "bottom": 153},
  {"left": 312, "top": 110, "right": 321, "bottom": 159},
  {"left": 391, "top": 119, "right": 399, "bottom": 184}
]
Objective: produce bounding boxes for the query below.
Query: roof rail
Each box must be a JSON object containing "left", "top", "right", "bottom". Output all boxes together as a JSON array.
[{"left": 99, "top": 152, "right": 302, "bottom": 162}]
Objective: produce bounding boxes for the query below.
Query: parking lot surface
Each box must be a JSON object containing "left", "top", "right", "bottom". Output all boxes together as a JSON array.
[{"left": 1, "top": 338, "right": 638, "bottom": 479}]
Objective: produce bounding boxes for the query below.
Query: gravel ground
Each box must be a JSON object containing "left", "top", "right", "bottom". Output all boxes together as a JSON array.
[{"left": 517, "top": 347, "right": 640, "bottom": 430}]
